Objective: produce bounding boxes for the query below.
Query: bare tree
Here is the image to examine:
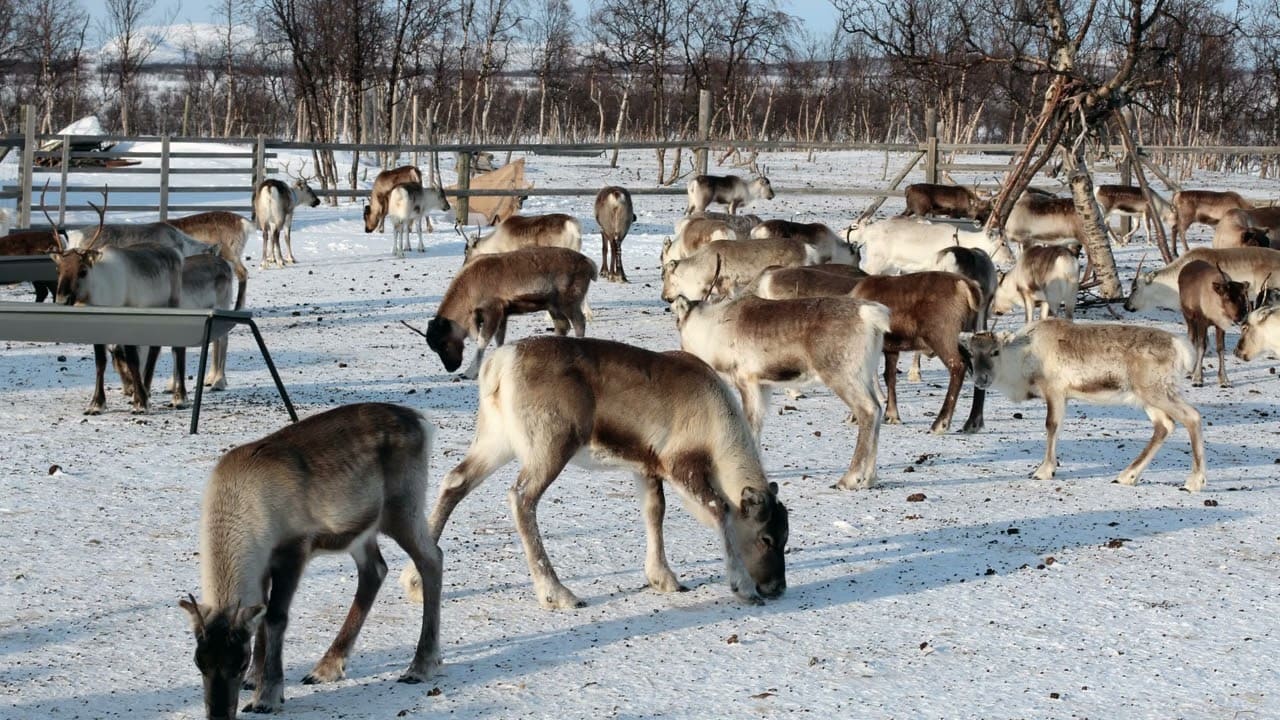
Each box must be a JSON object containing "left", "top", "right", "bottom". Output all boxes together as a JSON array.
[
  {"left": 528, "top": 0, "right": 574, "bottom": 140},
  {"left": 100, "top": 0, "right": 171, "bottom": 134}
]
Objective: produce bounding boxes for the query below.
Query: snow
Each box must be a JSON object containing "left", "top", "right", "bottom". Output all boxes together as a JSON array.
[{"left": 1, "top": 145, "right": 1278, "bottom": 719}]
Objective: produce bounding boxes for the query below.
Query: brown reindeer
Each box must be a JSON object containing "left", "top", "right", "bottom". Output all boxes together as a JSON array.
[
  {"left": 165, "top": 211, "right": 254, "bottom": 309},
  {"left": 0, "top": 229, "right": 62, "bottom": 301},
  {"left": 751, "top": 263, "right": 867, "bottom": 300},
  {"left": 1177, "top": 260, "right": 1251, "bottom": 387},
  {"left": 1170, "top": 190, "right": 1253, "bottom": 251},
  {"left": 594, "top": 185, "right": 636, "bottom": 282},
  {"left": 364, "top": 165, "right": 422, "bottom": 233},
  {"left": 901, "top": 183, "right": 992, "bottom": 223}
]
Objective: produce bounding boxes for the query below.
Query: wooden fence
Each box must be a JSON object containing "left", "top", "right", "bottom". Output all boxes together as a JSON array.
[{"left": 3, "top": 102, "right": 1278, "bottom": 231}]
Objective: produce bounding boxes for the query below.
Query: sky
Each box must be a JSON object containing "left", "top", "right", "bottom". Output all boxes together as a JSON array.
[{"left": 128, "top": 0, "right": 842, "bottom": 37}]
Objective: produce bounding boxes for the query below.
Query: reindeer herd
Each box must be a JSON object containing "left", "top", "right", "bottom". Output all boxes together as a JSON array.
[{"left": 8, "top": 158, "right": 1280, "bottom": 719}]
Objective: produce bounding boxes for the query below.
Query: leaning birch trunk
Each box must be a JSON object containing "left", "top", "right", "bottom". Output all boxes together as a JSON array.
[
  {"left": 610, "top": 89, "right": 629, "bottom": 169},
  {"left": 1068, "top": 144, "right": 1122, "bottom": 299}
]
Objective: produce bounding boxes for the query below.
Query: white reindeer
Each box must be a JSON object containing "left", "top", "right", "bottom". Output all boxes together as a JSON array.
[{"left": 252, "top": 172, "right": 320, "bottom": 269}]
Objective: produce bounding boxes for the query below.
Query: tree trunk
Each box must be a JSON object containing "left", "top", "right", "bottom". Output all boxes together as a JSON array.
[{"left": 1068, "top": 142, "right": 1122, "bottom": 299}]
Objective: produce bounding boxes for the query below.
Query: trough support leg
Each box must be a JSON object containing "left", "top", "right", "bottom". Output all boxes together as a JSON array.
[
  {"left": 247, "top": 318, "right": 298, "bottom": 424},
  {"left": 189, "top": 317, "right": 213, "bottom": 435}
]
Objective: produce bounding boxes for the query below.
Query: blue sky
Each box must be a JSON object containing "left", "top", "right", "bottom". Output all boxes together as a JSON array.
[{"left": 134, "top": 0, "right": 840, "bottom": 35}]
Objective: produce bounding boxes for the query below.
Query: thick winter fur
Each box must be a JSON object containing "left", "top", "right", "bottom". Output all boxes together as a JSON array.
[
  {"left": 421, "top": 246, "right": 594, "bottom": 378},
  {"left": 166, "top": 211, "right": 254, "bottom": 310},
  {"left": 0, "top": 228, "right": 63, "bottom": 301},
  {"left": 845, "top": 216, "right": 1013, "bottom": 274},
  {"left": 1211, "top": 208, "right": 1274, "bottom": 249},
  {"left": 1004, "top": 192, "right": 1091, "bottom": 247},
  {"left": 365, "top": 165, "right": 423, "bottom": 233},
  {"left": 252, "top": 178, "right": 319, "bottom": 269},
  {"left": 662, "top": 217, "right": 738, "bottom": 265},
  {"left": 1236, "top": 303, "right": 1280, "bottom": 361},
  {"left": 933, "top": 246, "right": 998, "bottom": 328},
  {"left": 1093, "top": 184, "right": 1172, "bottom": 245},
  {"left": 681, "top": 210, "right": 761, "bottom": 237},
  {"left": 50, "top": 243, "right": 184, "bottom": 414},
  {"left": 661, "top": 237, "right": 818, "bottom": 301},
  {"left": 672, "top": 294, "right": 889, "bottom": 489},
  {"left": 1125, "top": 247, "right": 1280, "bottom": 312},
  {"left": 1177, "top": 260, "right": 1250, "bottom": 387},
  {"left": 901, "top": 183, "right": 992, "bottom": 223},
  {"left": 466, "top": 213, "right": 582, "bottom": 260},
  {"left": 179, "top": 403, "right": 443, "bottom": 719},
  {"left": 686, "top": 174, "right": 774, "bottom": 215},
  {"left": 400, "top": 336, "right": 788, "bottom": 609},
  {"left": 751, "top": 263, "right": 866, "bottom": 300},
  {"left": 750, "top": 219, "right": 858, "bottom": 264},
  {"left": 964, "top": 320, "right": 1205, "bottom": 491},
  {"left": 1170, "top": 189, "right": 1253, "bottom": 251},
  {"left": 850, "top": 271, "right": 986, "bottom": 433},
  {"left": 594, "top": 186, "right": 636, "bottom": 282},
  {"left": 68, "top": 222, "right": 216, "bottom": 258},
  {"left": 992, "top": 244, "right": 1080, "bottom": 324}
]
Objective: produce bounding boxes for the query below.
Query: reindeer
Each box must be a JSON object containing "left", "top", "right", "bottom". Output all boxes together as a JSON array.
[
  {"left": 1236, "top": 302, "right": 1280, "bottom": 362},
  {"left": 901, "top": 183, "right": 992, "bottom": 223},
  {"left": 1177, "top": 260, "right": 1251, "bottom": 387},
  {"left": 750, "top": 263, "right": 867, "bottom": 300},
  {"left": 464, "top": 213, "right": 581, "bottom": 260},
  {"left": 845, "top": 216, "right": 1013, "bottom": 274},
  {"left": 1211, "top": 208, "right": 1274, "bottom": 249},
  {"left": 686, "top": 174, "right": 774, "bottom": 215},
  {"left": 964, "top": 320, "right": 1206, "bottom": 491},
  {"left": 671, "top": 293, "right": 888, "bottom": 489},
  {"left": 595, "top": 185, "right": 636, "bottom": 282},
  {"left": 662, "top": 217, "right": 738, "bottom": 265},
  {"left": 1169, "top": 189, "right": 1253, "bottom": 251},
  {"left": 991, "top": 244, "right": 1080, "bottom": 324},
  {"left": 0, "top": 229, "right": 63, "bottom": 301},
  {"left": 1093, "top": 184, "right": 1172, "bottom": 245},
  {"left": 179, "top": 403, "right": 443, "bottom": 719},
  {"left": 252, "top": 165, "right": 320, "bottom": 269},
  {"left": 662, "top": 238, "right": 819, "bottom": 301},
  {"left": 682, "top": 210, "right": 761, "bottom": 237},
  {"left": 165, "top": 211, "right": 255, "bottom": 309},
  {"left": 749, "top": 219, "right": 858, "bottom": 264},
  {"left": 398, "top": 336, "right": 788, "bottom": 609},
  {"left": 1002, "top": 192, "right": 1094, "bottom": 248},
  {"left": 49, "top": 198, "right": 184, "bottom": 414},
  {"left": 850, "top": 272, "right": 986, "bottom": 434},
  {"left": 1125, "top": 247, "right": 1280, "bottom": 313},
  {"left": 403, "top": 246, "right": 594, "bottom": 378},
  {"left": 364, "top": 165, "right": 423, "bottom": 233},
  {"left": 369, "top": 182, "right": 446, "bottom": 257}
]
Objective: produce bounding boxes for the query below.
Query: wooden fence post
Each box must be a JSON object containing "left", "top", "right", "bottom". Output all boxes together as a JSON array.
[
  {"left": 252, "top": 135, "right": 266, "bottom": 188},
  {"left": 696, "top": 89, "right": 711, "bottom": 176},
  {"left": 923, "top": 109, "right": 939, "bottom": 185},
  {"left": 57, "top": 133, "right": 70, "bottom": 226},
  {"left": 159, "top": 136, "right": 171, "bottom": 221},
  {"left": 455, "top": 151, "right": 471, "bottom": 225},
  {"left": 1118, "top": 148, "right": 1132, "bottom": 239},
  {"left": 19, "top": 104, "right": 36, "bottom": 228}
]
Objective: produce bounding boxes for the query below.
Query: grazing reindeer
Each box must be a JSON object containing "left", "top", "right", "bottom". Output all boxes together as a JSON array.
[
  {"left": 165, "top": 211, "right": 255, "bottom": 309},
  {"left": 365, "top": 165, "right": 422, "bottom": 233},
  {"left": 662, "top": 217, "right": 738, "bottom": 265},
  {"left": 991, "top": 244, "right": 1080, "bottom": 324},
  {"left": 750, "top": 263, "right": 867, "bottom": 300},
  {"left": 399, "top": 336, "right": 788, "bottom": 609},
  {"left": 1236, "top": 302, "right": 1280, "bottom": 361},
  {"left": 901, "top": 183, "right": 992, "bottom": 223},
  {"left": 594, "top": 185, "right": 636, "bottom": 282},
  {"left": 179, "top": 403, "right": 443, "bottom": 719},
  {"left": 465, "top": 213, "right": 582, "bottom": 260},
  {"left": 1211, "top": 208, "right": 1273, "bottom": 249},
  {"left": 404, "top": 246, "right": 594, "bottom": 378},
  {"left": 662, "top": 238, "right": 819, "bottom": 301},
  {"left": 686, "top": 174, "right": 774, "bottom": 215},
  {"left": 1003, "top": 192, "right": 1092, "bottom": 248},
  {"left": 252, "top": 170, "right": 320, "bottom": 269},
  {"left": 1169, "top": 189, "right": 1253, "bottom": 251},
  {"left": 749, "top": 219, "right": 858, "bottom": 264},
  {"left": 964, "top": 320, "right": 1206, "bottom": 491},
  {"left": 50, "top": 200, "right": 183, "bottom": 414},
  {"left": 1093, "top": 184, "right": 1172, "bottom": 245},
  {"left": 850, "top": 272, "right": 986, "bottom": 433},
  {"left": 1177, "top": 260, "right": 1250, "bottom": 387},
  {"left": 671, "top": 293, "right": 888, "bottom": 489}
]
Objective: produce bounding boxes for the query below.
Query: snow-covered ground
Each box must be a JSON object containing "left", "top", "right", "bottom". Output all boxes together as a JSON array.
[{"left": 1, "top": 145, "right": 1278, "bottom": 719}]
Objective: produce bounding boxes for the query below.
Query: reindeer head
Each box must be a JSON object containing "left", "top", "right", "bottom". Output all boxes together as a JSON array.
[
  {"left": 661, "top": 253, "right": 721, "bottom": 303},
  {"left": 730, "top": 482, "right": 789, "bottom": 599},
  {"left": 1212, "top": 265, "right": 1251, "bottom": 325},
  {"left": 959, "top": 331, "right": 1018, "bottom": 390},
  {"left": 362, "top": 203, "right": 377, "bottom": 233},
  {"left": 282, "top": 160, "right": 321, "bottom": 208},
  {"left": 402, "top": 317, "right": 466, "bottom": 372},
  {"left": 1124, "top": 254, "right": 1157, "bottom": 312},
  {"left": 179, "top": 596, "right": 265, "bottom": 720},
  {"left": 749, "top": 175, "right": 775, "bottom": 201},
  {"left": 49, "top": 249, "right": 100, "bottom": 305}
]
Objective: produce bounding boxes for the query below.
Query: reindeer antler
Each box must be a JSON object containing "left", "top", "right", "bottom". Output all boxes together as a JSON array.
[
  {"left": 85, "top": 187, "right": 109, "bottom": 249},
  {"left": 38, "top": 180, "right": 63, "bottom": 252},
  {"left": 703, "top": 253, "right": 723, "bottom": 302},
  {"left": 400, "top": 320, "right": 430, "bottom": 339}
]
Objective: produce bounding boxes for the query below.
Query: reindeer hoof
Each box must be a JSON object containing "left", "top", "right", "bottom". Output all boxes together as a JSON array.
[
  {"left": 884, "top": 416, "right": 902, "bottom": 425},
  {"left": 397, "top": 658, "right": 440, "bottom": 684},
  {"left": 84, "top": 407, "right": 103, "bottom": 416},
  {"left": 243, "top": 700, "right": 281, "bottom": 714},
  {"left": 302, "top": 661, "right": 345, "bottom": 684},
  {"left": 961, "top": 420, "right": 984, "bottom": 434},
  {"left": 538, "top": 587, "right": 585, "bottom": 610},
  {"left": 837, "top": 474, "right": 876, "bottom": 490}
]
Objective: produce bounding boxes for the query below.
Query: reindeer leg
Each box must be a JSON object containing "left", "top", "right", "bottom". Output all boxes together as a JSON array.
[
  {"left": 86, "top": 344, "right": 108, "bottom": 415},
  {"left": 123, "top": 345, "right": 148, "bottom": 414},
  {"left": 614, "top": 239, "right": 627, "bottom": 283},
  {"left": 509, "top": 452, "right": 583, "bottom": 610},
  {"left": 1033, "top": 393, "right": 1065, "bottom": 480},
  {"left": 1116, "top": 405, "right": 1174, "bottom": 487},
  {"left": 907, "top": 352, "right": 923, "bottom": 382},
  {"left": 282, "top": 220, "right": 297, "bottom": 265},
  {"left": 638, "top": 473, "right": 685, "bottom": 592},
  {"left": 1190, "top": 325, "right": 1207, "bottom": 386},
  {"left": 600, "top": 235, "right": 610, "bottom": 279},
  {"left": 171, "top": 347, "right": 189, "bottom": 408},
  {"left": 882, "top": 350, "right": 902, "bottom": 424},
  {"left": 462, "top": 309, "right": 499, "bottom": 380},
  {"left": 830, "top": 374, "right": 882, "bottom": 489},
  {"left": 735, "top": 379, "right": 770, "bottom": 442},
  {"left": 111, "top": 345, "right": 134, "bottom": 399},
  {"left": 962, "top": 385, "right": 987, "bottom": 434},
  {"left": 303, "top": 538, "right": 386, "bottom": 684},
  {"left": 390, "top": 512, "right": 443, "bottom": 683},
  {"left": 209, "top": 337, "right": 228, "bottom": 391},
  {"left": 244, "top": 544, "right": 306, "bottom": 714},
  {"left": 548, "top": 308, "right": 570, "bottom": 336},
  {"left": 568, "top": 302, "right": 588, "bottom": 338},
  {"left": 1162, "top": 392, "right": 1206, "bottom": 492},
  {"left": 1215, "top": 325, "right": 1230, "bottom": 387}
]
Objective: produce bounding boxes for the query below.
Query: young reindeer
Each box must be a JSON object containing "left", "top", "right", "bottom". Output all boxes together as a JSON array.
[
  {"left": 371, "top": 182, "right": 450, "bottom": 257},
  {"left": 179, "top": 403, "right": 443, "bottom": 719},
  {"left": 50, "top": 198, "right": 184, "bottom": 414},
  {"left": 399, "top": 336, "right": 788, "bottom": 609},
  {"left": 252, "top": 167, "right": 320, "bottom": 269},
  {"left": 404, "top": 246, "right": 594, "bottom": 378},
  {"left": 465, "top": 213, "right": 582, "bottom": 260},
  {"left": 964, "top": 320, "right": 1206, "bottom": 491},
  {"left": 594, "top": 185, "right": 636, "bottom": 282},
  {"left": 662, "top": 238, "right": 819, "bottom": 301},
  {"left": 364, "top": 165, "right": 422, "bottom": 233},
  {"left": 991, "top": 244, "right": 1080, "bottom": 324},
  {"left": 1237, "top": 302, "right": 1280, "bottom": 361},
  {"left": 686, "top": 173, "right": 775, "bottom": 215},
  {"left": 1094, "top": 184, "right": 1172, "bottom": 245},
  {"left": 1177, "top": 260, "right": 1250, "bottom": 387},
  {"left": 671, "top": 293, "right": 889, "bottom": 489},
  {"left": 662, "top": 216, "right": 738, "bottom": 265}
]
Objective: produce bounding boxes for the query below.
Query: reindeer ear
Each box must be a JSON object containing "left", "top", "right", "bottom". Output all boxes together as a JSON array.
[
  {"left": 234, "top": 604, "right": 266, "bottom": 633},
  {"left": 739, "top": 486, "right": 768, "bottom": 518},
  {"left": 179, "top": 596, "right": 209, "bottom": 636}
]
